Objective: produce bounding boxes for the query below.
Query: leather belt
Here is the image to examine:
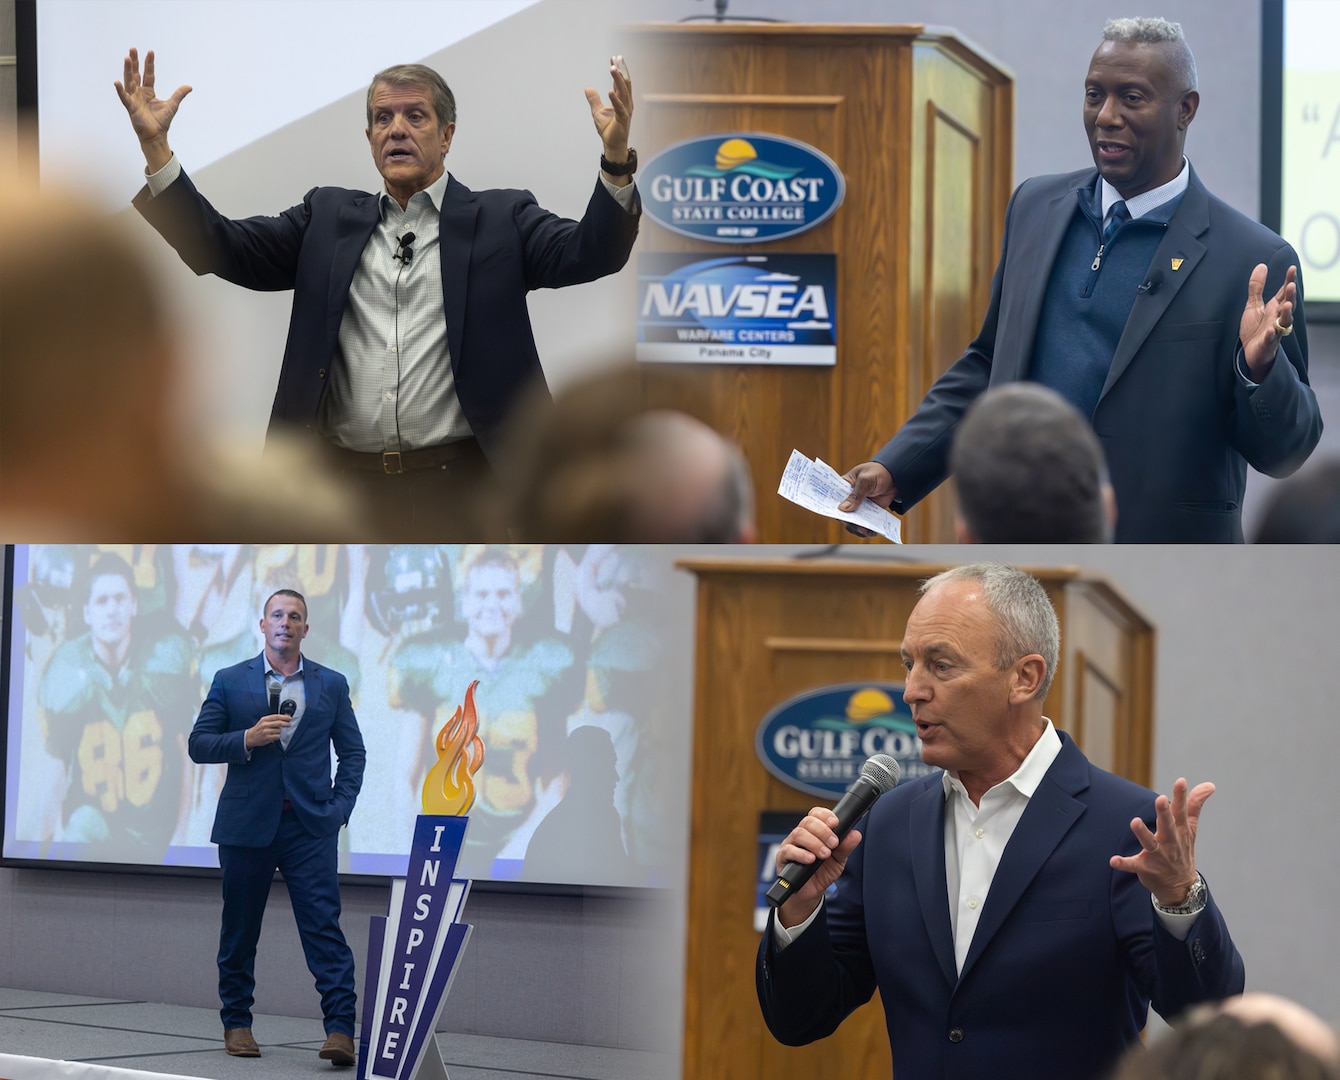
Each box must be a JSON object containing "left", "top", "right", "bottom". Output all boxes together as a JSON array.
[{"left": 323, "top": 438, "right": 480, "bottom": 475}]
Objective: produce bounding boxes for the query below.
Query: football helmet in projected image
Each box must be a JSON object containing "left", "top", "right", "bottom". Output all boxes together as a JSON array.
[{"left": 367, "top": 545, "right": 451, "bottom": 640}]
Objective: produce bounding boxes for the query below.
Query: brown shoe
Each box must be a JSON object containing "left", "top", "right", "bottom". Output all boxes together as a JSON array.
[
  {"left": 319, "top": 1031, "right": 356, "bottom": 1067},
  {"left": 224, "top": 1027, "right": 261, "bottom": 1057}
]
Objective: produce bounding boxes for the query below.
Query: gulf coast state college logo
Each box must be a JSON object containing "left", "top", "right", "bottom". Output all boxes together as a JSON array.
[
  {"left": 643, "top": 133, "right": 845, "bottom": 243},
  {"left": 756, "top": 683, "right": 935, "bottom": 800}
]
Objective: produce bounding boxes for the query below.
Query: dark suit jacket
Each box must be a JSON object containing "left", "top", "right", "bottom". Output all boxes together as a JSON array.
[
  {"left": 188, "top": 653, "right": 365, "bottom": 848},
  {"left": 874, "top": 165, "right": 1322, "bottom": 542},
  {"left": 757, "top": 734, "right": 1244, "bottom": 1080},
  {"left": 134, "top": 170, "right": 640, "bottom": 462}
]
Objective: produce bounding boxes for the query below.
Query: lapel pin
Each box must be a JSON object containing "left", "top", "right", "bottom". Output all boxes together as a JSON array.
[{"left": 1171, "top": 257, "right": 1184, "bottom": 271}]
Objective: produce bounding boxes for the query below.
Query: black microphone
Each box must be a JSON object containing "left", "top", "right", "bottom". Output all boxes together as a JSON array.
[
  {"left": 765, "top": 754, "right": 901, "bottom": 908},
  {"left": 268, "top": 679, "right": 280, "bottom": 716},
  {"left": 394, "top": 231, "right": 416, "bottom": 264},
  {"left": 1137, "top": 270, "right": 1163, "bottom": 295},
  {"left": 279, "top": 699, "right": 297, "bottom": 718}
]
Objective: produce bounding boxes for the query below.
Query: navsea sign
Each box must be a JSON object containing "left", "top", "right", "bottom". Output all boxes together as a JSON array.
[
  {"left": 643, "top": 133, "right": 846, "bottom": 243},
  {"left": 636, "top": 252, "right": 837, "bottom": 365},
  {"left": 756, "top": 683, "right": 936, "bottom": 799}
]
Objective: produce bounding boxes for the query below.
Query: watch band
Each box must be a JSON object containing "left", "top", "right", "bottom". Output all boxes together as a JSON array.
[
  {"left": 1152, "top": 872, "right": 1207, "bottom": 915},
  {"left": 600, "top": 147, "right": 638, "bottom": 176}
]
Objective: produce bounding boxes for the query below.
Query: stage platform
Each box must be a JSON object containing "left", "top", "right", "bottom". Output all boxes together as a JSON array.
[{"left": 0, "top": 990, "right": 676, "bottom": 1080}]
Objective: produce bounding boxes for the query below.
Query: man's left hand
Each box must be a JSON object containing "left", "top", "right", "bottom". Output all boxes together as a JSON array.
[
  {"left": 586, "top": 54, "right": 634, "bottom": 184},
  {"left": 1240, "top": 263, "right": 1298, "bottom": 381},
  {"left": 1110, "top": 776, "right": 1214, "bottom": 908}
]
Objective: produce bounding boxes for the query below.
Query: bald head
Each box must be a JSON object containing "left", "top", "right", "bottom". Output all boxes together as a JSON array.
[{"left": 1219, "top": 993, "right": 1340, "bottom": 1068}]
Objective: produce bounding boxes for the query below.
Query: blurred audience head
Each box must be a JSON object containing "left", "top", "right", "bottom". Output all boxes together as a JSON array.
[
  {"left": 498, "top": 366, "right": 755, "bottom": 542},
  {"left": 950, "top": 383, "right": 1115, "bottom": 543},
  {"left": 0, "top": 175, "right": 180, "bottom": 535},
  {"left": 1109, "top": 992, "right": 1340, "bottom": 1080},
  {"left": 0, "top": 173, "right": 363, "bottom": 539},
  {"left": 1252, "top": 459, "right": 1340, "bottom": 543}
]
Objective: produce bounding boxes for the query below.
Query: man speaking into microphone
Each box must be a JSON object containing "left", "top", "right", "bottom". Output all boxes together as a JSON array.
[
  {"left": 189, "top": 588, "right": 365, "bottom": 1064},
  {"left": 756, "top": 564, "right": 1243, "bottom": 1080}
]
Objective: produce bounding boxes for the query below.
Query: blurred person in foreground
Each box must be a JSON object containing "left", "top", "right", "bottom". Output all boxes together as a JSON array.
[
  {"left": 116, "top": 47, "right": 640, "bottom": 539},
  {"left": 758, "top": 563, "right": 1243, "bottom": 1080},
  {"left": 1252, "top": 459, "right": 1340, "bottom": 543},
  {"left": 0, "top": 177, "right": 362, "bottom": 540},
  {"left": 1109, "top": 992, "right": 1340, "bottom": 1080},
  {"left": 838, "top": 17, "right": 1320, "bottom": 543},
  {"left": 496, "top": 367, "right": 756, "bottom": 541},
  {"left": 951, "top": 383, "right": 1116, "bottom": 543}
]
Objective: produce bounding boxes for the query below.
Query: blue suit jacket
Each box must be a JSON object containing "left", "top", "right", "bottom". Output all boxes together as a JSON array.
[
  {"left": 874, "top": 165, "right": 1322, "bottom": 542},
  {"left": 189, "top": 653, "right": 365, "bottom": 848},
  {"left": 757, "top": 734, "right": 1244, "bottom": 1080},
  {"left": 133, "top": 170, "right": 640, "bottom": 463}
]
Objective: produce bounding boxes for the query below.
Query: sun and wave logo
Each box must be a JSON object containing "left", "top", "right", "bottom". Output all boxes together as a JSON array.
[
  {"left": 421, "top": 679, "right": 486, "bottom": 815},
  {"left": 755, "top": 683, "right": 932, "bottom": 799},
  {"left": 643, "top": 132, "right": 845, "bottom": 243}
]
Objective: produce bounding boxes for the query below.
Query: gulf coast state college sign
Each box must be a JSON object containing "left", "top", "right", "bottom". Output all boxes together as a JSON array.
[
  {"left": 755, "top": 683, "right": 935, "bottom": 800},
  {"left": 643, "top": 133, "right": 845, "bottom": 243}
]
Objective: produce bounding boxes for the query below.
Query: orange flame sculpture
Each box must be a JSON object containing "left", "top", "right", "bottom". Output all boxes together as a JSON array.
[{"left": 421, "top": 680, "right": 486, "bottom": 815}]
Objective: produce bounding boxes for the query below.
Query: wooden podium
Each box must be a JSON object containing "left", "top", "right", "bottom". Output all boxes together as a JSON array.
[
  {"left": 675, "top": 557, "right": 1155, "bottom": 1080},
  {"left": 628, "top": 25, "right": 1014, "bottom": 543}
]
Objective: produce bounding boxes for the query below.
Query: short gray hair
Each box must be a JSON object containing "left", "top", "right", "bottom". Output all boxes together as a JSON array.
[
  {"left": 919, "top": 563, "right": 1060, "bottom": 700},
  {"left": 1102, "top": 17, "right": 1198, "bottom": 92},
  {"left": 367, "top": 64, "right": 457, "bottom": 128}
]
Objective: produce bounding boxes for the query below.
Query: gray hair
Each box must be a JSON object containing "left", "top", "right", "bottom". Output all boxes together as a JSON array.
[
  {"left": 367, "top": 64, "right": 457, "bottom": 128},
  {"left": 1102, "top": 17, "right": 1198, "bottom": 92},
  {"left": 950, "top": 383, "right": 1112, "bottom": 543},
  {"left": 919, "top": 563, "right": 1060, "bottom": 700}
]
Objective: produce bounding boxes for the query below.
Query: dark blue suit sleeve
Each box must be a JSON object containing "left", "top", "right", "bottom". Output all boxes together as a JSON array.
[
  {"left": 518, "top": 179, "right": 640, "bottom": 293},
  {"left": 1230, "top": 247, "right": 1323, "bottom": 477},
  {"left": 133, "top": 169, "right": 311, "bottom": 291},
  {"left": 328, "top": 674, "right": 365, "bottom": 826},
  {"left": 756, "top": 815, "right": 879, "bottom": 1045},
  {"left": 871, "top": 185, "right": 1021, "bottom": 511},
  {"left": 188, "top": 671, "right": 252, "bottom": 766}
]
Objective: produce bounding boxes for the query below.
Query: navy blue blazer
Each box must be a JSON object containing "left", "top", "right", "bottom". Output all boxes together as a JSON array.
[
  {"left": 757, "top": 734, "right": 1244, "bottom": 1080},
  {"left": 134, "top": 170, "right": 640, "bottom": 462},
  {"left": 189, "top": 653, "right": 365, "bottom": 848},
  {"left": 874, "top": 165, "right": 1321, "bottom": 542}
]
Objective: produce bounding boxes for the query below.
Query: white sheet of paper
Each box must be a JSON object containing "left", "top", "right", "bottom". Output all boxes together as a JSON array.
[{"left": 776, "top": 450, "right": 902, "bottom": 543}]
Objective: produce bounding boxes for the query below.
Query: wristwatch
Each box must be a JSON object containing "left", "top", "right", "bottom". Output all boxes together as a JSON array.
[
  {"left": 1153, "top": 872, "right": 1207, "bottom": 915},
  {"left": 600, "top": 147, "right": 638, "bottom": 176}
]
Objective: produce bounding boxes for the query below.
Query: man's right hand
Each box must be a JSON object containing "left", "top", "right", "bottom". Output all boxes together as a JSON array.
[
  {"left": 774, "top": 807, "right": 863, "bottom": 929},
  {"left": 244, "top": 713, "right": 292, "bottom": 750},
  {"left": 113, "top": 47, "right": 191, "bottom": 173},
  {"left": 838, "top": 461, "right": 897, "bottom": 537}
]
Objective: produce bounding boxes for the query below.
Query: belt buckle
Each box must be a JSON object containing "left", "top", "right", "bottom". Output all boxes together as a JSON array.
[{"left": 382, "top": 450, "right": 404, "bottom": 475}]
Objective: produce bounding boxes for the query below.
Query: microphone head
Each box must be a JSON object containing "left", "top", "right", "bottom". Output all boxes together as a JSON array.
[
  {"left": 860, "top": 753, "right": 901, "bottom": 793},
  {"left": 279, "top": 699, "right": 297, "bottom": 717},
  {"left": 399, "top": 232, "right": 416, "bottom": 246}
]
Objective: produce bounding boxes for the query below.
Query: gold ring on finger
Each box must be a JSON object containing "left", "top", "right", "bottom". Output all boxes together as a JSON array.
[{"left": 1275, "top": 319, "right": 1294, "bottom": 337}]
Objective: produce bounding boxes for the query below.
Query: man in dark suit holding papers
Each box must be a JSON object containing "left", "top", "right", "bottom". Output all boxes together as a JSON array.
[
  {"left": 757, "top": 563, "right": 1243, "bottom": 1080},
  {"left": 839, "top": 18, "right": 1321, "bottom": 542},
  {"left": 189, "top": 588, "right": 365, "bottom": 1064}
]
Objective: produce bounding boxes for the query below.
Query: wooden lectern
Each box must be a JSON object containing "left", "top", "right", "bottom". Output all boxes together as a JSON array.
[
  {"left": 675, "top": 557, "right": 1154, "bottom": 1080},
  {"left": 629, "top": 25, "right": 1014, "bottom": 544}
]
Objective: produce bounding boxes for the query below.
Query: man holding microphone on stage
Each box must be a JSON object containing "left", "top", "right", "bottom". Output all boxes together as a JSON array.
[
  {"left": 189, "top": 588, "right": 365, "bottom": 1064},
  {"left": 757, "top": 563, "right": 1243, "bottom": 1079}
]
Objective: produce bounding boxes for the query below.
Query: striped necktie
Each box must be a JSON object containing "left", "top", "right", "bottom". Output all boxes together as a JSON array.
[{"left": 1103, "top": 200, "right": 1130, "bottom": 246}]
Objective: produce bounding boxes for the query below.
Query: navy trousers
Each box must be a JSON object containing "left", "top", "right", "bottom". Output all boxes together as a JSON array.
[{"left": 216, "top": 810, "right": 356, "bottom": 1035}]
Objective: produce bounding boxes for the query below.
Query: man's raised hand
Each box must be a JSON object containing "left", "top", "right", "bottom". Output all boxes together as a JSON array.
[
  {"left": 114, "top": 48, "right": 191, "bottom": 172},
  {"left": 586, "top": 54, "right": 634, "bottom": 183}
]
